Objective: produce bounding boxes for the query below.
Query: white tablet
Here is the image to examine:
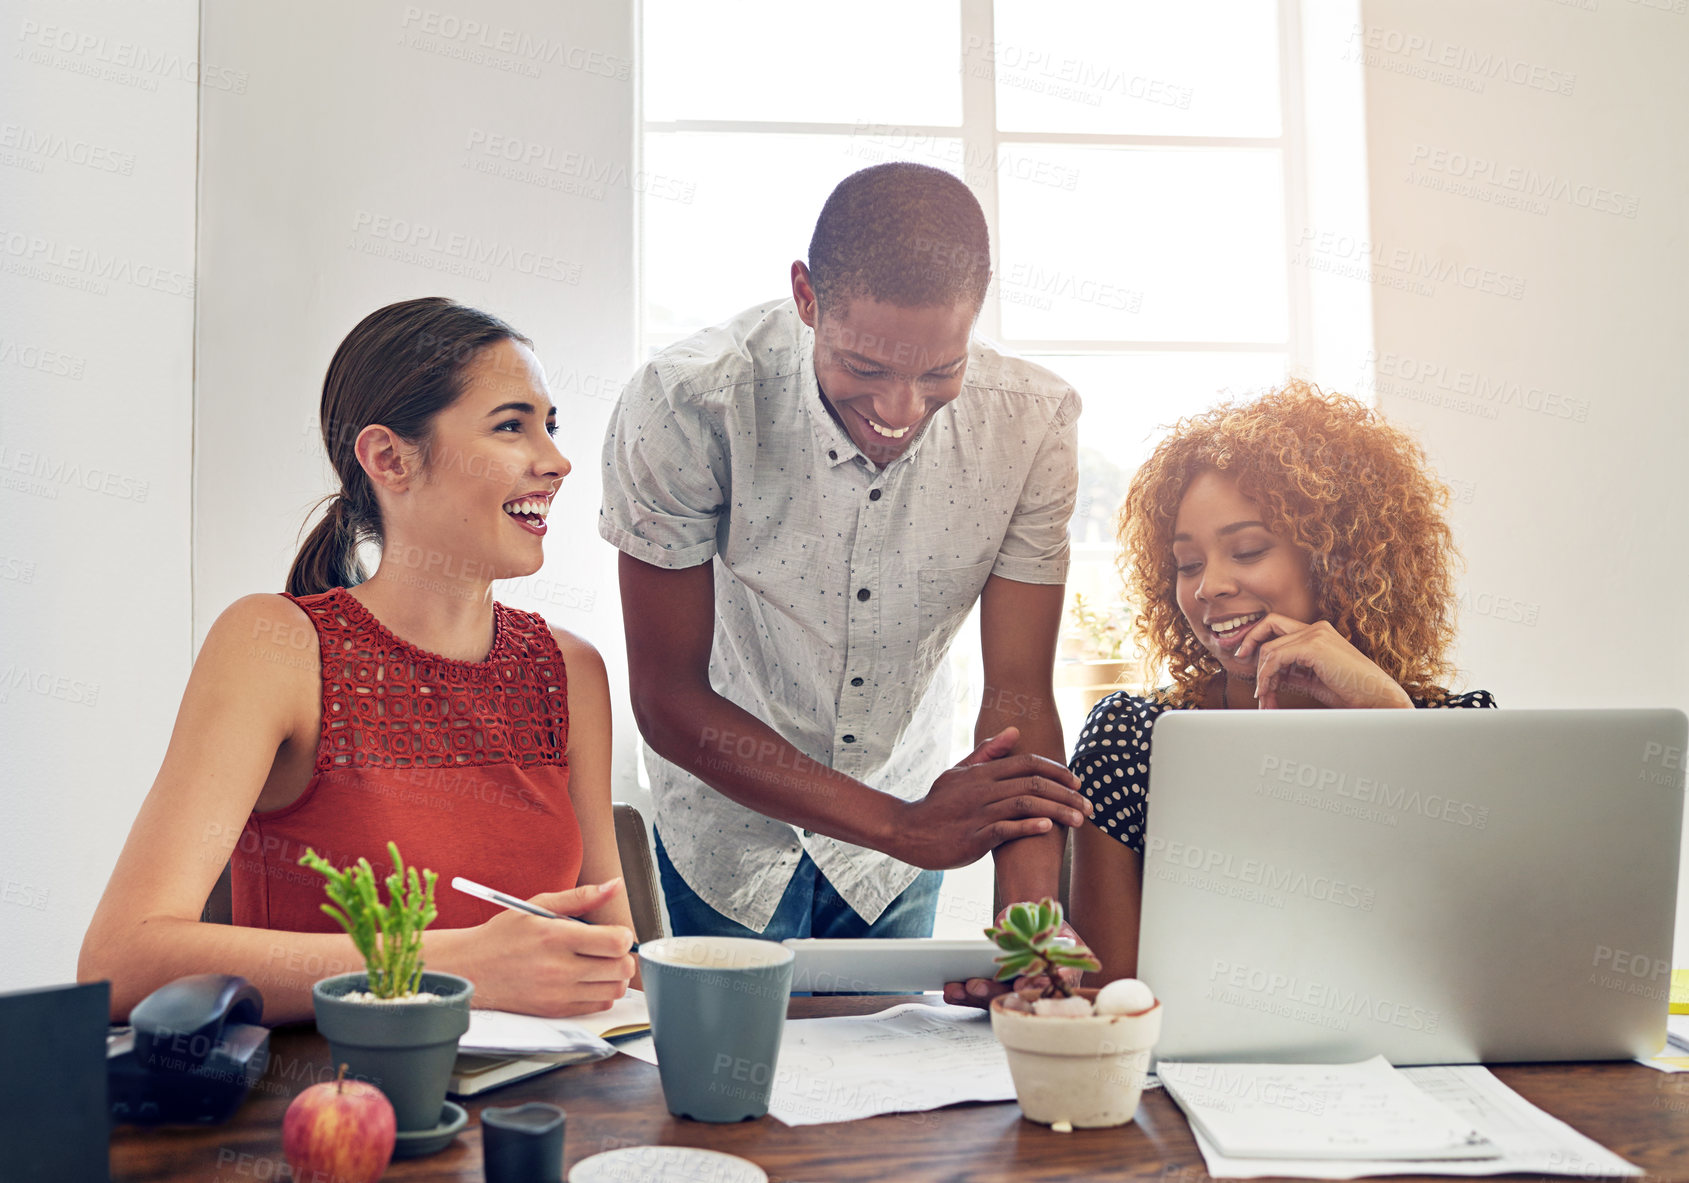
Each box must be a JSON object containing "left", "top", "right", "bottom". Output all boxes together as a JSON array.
[{"left": 781, "top": 938, "right": 1004, "bottom": 993}]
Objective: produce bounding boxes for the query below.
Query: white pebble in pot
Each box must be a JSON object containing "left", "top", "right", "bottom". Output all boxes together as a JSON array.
[{"left": 1094, "top": 978, "right": 1155, "bottom": 1015}]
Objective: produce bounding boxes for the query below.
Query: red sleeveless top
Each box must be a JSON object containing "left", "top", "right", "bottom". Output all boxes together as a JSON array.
[{"left": 231, "top": 588, "right": 584, "bottom": 932}]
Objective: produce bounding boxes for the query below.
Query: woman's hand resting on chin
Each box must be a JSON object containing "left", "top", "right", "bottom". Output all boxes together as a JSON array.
[{"left": 1233, "top": 615, "right": 1413, "bottom": 710}]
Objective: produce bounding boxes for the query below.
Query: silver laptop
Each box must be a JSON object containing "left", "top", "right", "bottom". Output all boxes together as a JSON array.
[{"left": 1137, "top": 708, "right": 1686, "bottom": 1065}]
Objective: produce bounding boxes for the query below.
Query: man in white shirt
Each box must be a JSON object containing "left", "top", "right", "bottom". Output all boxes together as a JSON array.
[{"left": 600, "top": 163, "right": 1089, "bottom": 946}]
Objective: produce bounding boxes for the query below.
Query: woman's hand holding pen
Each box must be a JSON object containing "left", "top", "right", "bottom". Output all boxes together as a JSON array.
[{"left": 434, "top": 878, "right": 637, "bottom": 1018}]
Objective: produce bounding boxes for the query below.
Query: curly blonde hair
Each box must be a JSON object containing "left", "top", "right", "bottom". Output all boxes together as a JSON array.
[{"left": 1118, "top": 381, "right": 1461, "bottom": 706}]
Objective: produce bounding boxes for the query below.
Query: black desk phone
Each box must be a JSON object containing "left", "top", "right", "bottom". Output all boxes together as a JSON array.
[{"left": 106, "top": 973, "right": 270, "bottom": 1125}]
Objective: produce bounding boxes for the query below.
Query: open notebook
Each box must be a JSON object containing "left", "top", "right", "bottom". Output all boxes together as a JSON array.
[{"left": 449, "top": 990, "right": 650, "bottom": 1097}]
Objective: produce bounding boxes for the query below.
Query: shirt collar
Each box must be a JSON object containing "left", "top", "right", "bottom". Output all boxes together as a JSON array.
[{"left": 797, "top": 320, "right": 861, "bottom": 470}]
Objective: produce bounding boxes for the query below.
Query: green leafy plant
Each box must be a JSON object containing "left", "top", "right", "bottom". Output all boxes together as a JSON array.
[
  {"left": 984, "top": 898, "right": 1101, "bottom": 1001},
  {"left": 298, "top": 841, "right": 439, "bottom": 999}
]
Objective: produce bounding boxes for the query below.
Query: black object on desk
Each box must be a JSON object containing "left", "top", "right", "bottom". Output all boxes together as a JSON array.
[
  {"left": 0, "top": 980, "right": 112, "bottom": 1182},
  {"left": 106, "top": 973, "right": 270, "bottom": 1126},
  {"left": 482, "top": 1102, "right": 566, "bottom": 1183}
]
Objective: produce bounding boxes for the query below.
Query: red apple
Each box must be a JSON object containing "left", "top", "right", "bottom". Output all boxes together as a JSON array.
[{"left": 282, "top": 1063, "right": 396, "bottom": 1183}]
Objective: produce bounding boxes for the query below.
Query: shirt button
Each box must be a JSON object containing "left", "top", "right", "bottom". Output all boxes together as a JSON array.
[
  {"left": 850, "top": 676, "right": 864, "bottom": 687},
  {"left": 842, "top": 735, "right": 856, "bottom": 744},
  {"left": 828, "top": 449, "right": 838, "bottom": 460},
  {"left": 857, "top": 588, "right": 870, "bottom": 601},
  {"left": 868, "top": 489, "right": 882, "bottom": 501}
]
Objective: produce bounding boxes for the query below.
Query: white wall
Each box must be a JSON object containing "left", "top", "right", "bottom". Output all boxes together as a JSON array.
[
  {"left": 0, "top": 0, "right": 199, "bottom": 989},
  {"left": 193, "top": 1, "right": 643, "bottom": 795},
  {"left": 0, "top": 0, "right": 639, "bottom": 992},
  {"left": 1356, "top": 0, "right": 1689, "bottom": 950},
  {"left": 1299, "top": 0, "right": 1375, "bottom": 390}
]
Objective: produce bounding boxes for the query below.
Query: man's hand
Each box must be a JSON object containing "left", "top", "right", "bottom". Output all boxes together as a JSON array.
[
  {"left": 943, "top": 914, "right": 1087, "bottom": 1010},
  {"left": 893, "top": 727, "right": 1091, "bottom": 870}
]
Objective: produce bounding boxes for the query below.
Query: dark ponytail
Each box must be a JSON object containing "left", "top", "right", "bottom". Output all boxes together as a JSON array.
[
  {"left": 287, "top": 297, "right": 531, "bottom": 597},
  {"left": 288, "top": 492, "right": 376, "bottom": 600}
]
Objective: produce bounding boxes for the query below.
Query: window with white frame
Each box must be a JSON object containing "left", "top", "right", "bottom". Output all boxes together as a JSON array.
[{"left": 639, "top": 0, "right": 1321, "bottom": 932}]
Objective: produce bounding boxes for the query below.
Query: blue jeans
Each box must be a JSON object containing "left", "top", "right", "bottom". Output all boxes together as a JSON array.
[{"left": 654, "top": 828, "right": 942, "bottom": 940}]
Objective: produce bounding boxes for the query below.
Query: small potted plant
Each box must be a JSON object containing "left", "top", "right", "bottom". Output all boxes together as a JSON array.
[
  {"left": 1054, "top": 593, "right": 1134, "bottom": 716},
  {"left": 986, "top": 899, "right": 1162, "bottom": 1129},
  {"left": 301, "top": 842, "right": 472, "bottom": 1135}
]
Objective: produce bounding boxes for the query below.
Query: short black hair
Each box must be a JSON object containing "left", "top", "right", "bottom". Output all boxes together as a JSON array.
[{"left": 807, "top": 163, "right": 991, "bottom": 315}]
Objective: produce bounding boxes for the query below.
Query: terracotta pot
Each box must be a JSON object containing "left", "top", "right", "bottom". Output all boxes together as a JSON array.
[{"left": 989, "top": 988, "right": 1162, "bottom": 1128}]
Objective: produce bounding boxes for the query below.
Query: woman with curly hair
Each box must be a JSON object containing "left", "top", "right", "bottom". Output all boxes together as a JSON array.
[{"left": 1068, "top": 380, "right": 1494, "bottom": 984}]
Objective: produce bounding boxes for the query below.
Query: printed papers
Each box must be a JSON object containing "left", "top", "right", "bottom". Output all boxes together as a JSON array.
[
  {"left": 1176, "top": 1063, "right": 1639, "bottom": 1179},
  {"left": 618, "top": 1002, "right": 1017, "bottom": 1125},
  {"left": 1159, "top": 1057, "right": 1496, "bottom": 1161}
]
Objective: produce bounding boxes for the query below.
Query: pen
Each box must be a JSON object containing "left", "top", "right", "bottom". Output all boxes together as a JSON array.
[{"left": 451, "top": 875, "right": 638, "bottom": 952}]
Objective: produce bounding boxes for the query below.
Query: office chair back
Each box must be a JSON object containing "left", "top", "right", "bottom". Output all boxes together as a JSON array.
[
  {"left": 612, "top": 801, "right": 665, "bottom": 945},
  {"left": 202, "top": 861, "right": 233, "bottom": 925}
]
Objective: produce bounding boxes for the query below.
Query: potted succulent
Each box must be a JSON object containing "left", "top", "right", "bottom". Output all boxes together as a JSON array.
[
  {"left": 986, "top": 899, "right": 1162, "bottom": 1129},
  {"left": 300, "top": 843, "right": 472, "bottom": 1136}
]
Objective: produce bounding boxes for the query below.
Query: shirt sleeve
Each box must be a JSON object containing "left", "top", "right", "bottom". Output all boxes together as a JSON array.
[
  {"left": 1069, "top": 691, "right": 1154, "bottom": 855},
  {"left": 598, "top": 359, "right": 729, "bottom": 570},
  {"left": 992, "top": 386, "right": 1079, "bottom": 585}
]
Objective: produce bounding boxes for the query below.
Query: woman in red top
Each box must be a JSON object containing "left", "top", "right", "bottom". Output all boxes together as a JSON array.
[{"left": 81, "top": 298, "right": 638, "bottom": 1024}]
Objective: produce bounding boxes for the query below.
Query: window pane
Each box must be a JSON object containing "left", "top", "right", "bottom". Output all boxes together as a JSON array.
[
  {"left": 644, "top": 0, "right": 961, "bottom": 126},
  {"left": 996, "top": 145, "right": 1288, "bottom": 343},
  {"left": 642, "top": 132, "right": 963, "bottom": 343},
  {"left": 1032, "top": 350, "right": 1290, "bottom": 544},
  {"left": 1040, "top": 350, "right": 1287, "bottom": 701},
  {"left": 991, "top": 0, "right": 1281, "bottom": 136}
]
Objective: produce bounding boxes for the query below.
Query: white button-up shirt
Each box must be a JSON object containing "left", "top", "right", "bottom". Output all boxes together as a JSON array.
[{"left": 599, "top": 300, "right": 1079, "bottom": 930}]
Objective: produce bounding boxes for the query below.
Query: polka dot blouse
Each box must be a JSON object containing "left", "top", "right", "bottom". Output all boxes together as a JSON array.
[{"left": 1069, "top": 688, "right": 1499, "bottom": 854}]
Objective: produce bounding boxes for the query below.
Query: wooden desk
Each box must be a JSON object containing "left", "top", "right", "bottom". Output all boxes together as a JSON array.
[{"left": 111, "top": 996, "right": 1689, "bottom": 1182}]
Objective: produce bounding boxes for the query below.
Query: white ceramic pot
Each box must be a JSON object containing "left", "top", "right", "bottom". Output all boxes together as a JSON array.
[{"left": 990, "top": 991, "right": 1162, "bottom": 1128}]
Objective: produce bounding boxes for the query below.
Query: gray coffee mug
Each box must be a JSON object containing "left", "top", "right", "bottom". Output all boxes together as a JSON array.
[{"left": 637, "top": 937, "right": 794, "bottom": 1122}]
